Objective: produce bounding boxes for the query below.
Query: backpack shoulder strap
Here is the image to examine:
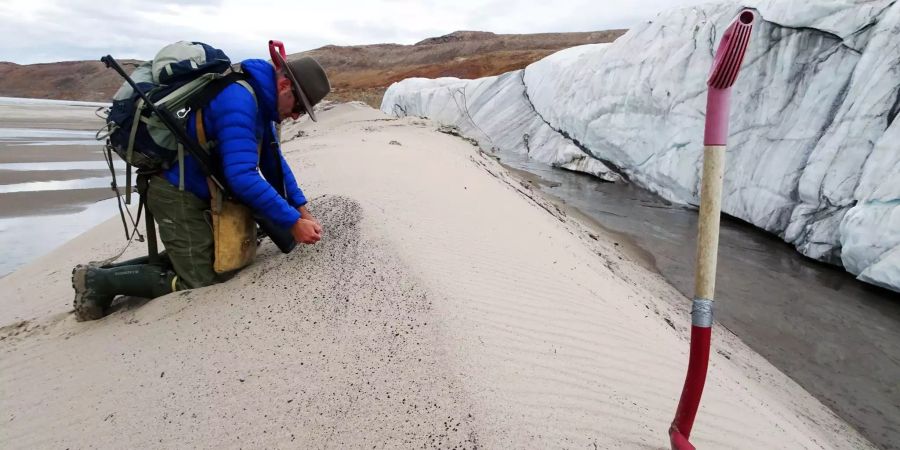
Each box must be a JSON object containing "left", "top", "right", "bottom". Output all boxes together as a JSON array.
[
  {"left": 193, "top": 76, "right": 258, "bottom": 150},
  {"left": 196, "top": 96, "right": 262, "bottom": 206},
  {"left": 185, "top": 71, "right": 251, "bottom": 111},
  {"left": 195, "top": 82, "right": 261, "bottom": 160},
  {"left": 191, "top": 72, "right": 257, "bottom": 153},
  {"left": 234, "top": 79, "right": 257, "bottom": 105}
]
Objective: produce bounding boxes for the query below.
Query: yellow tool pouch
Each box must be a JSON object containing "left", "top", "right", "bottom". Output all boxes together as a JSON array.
[
  {"left": 197, "top": 111, "right": 257, "bottom": 274},
  {"left": 208, "top": 179, "right": 256, "bottom": 274}
]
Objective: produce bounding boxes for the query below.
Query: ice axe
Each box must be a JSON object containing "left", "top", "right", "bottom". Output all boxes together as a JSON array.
[{"left": 669, "top": 9, "right": 755, "bottom": 450}]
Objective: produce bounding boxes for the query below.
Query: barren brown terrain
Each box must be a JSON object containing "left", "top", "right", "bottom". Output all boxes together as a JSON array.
[{"left": 0, "top": 30, "right": 624, "bottom": 107}]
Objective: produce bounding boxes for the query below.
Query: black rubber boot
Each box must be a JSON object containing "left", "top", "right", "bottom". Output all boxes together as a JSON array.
[
  {"left": 72, "top": 263, "right": 176, "bottom": 321},
  {"left": 101, "top": 251, "right": 171, "bottom": 269}
]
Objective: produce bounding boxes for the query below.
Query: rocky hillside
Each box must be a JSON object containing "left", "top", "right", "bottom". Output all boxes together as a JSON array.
[
  {"left": 0, "top": 30, "right": 624, "bottom": 107},
  {"left": 0, "top": 60, "right": 142, "bottom": 103}
]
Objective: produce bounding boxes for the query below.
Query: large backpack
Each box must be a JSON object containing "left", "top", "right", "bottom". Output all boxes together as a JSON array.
[{"left": 103, "top": 41, "right": 253, "bottom": 172}]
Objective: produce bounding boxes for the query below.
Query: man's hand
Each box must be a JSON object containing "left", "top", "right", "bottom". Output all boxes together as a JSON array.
[
  {"left": 298, "top": 205, "right": 323, "bottom": 231},
  {"left": 291, "top": 218, "right": 322, "bottom": 244}
]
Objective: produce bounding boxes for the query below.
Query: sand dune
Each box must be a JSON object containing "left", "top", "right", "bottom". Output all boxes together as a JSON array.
[{"left": 0, "top": 103, "right": 872, "bottom": 448}]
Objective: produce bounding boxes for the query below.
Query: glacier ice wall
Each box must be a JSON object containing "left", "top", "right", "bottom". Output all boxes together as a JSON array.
[{"left": 382, "top": 0, "right": 900, "bottom": 293}]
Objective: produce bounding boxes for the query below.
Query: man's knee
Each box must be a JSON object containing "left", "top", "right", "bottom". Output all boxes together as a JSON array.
[{"left": 172, "top": 267, "right": 221, "bottom": 291}]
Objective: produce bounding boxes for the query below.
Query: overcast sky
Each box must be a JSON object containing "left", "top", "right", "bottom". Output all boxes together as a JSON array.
[{"left": 0, "top": 0, "right": 712, "bottom": 64}]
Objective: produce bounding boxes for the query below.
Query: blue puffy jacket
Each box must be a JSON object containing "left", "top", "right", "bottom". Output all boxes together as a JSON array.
[{"left": 163, "top": 59, "right": 306, "bottom": 229}]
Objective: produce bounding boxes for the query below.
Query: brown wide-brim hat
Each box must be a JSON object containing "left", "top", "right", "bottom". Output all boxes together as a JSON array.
[{"left": 273, "top": 52, "right": 330, "bottom": 121}]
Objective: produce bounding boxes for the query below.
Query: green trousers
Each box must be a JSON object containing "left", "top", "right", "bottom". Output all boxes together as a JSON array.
[{"left": 147, "top": 176, "right": 220, "bottom": 289}]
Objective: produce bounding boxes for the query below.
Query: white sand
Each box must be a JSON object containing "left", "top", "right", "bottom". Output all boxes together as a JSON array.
[{"left": 0, "top": 103, "right": 872, "bottom": 449}]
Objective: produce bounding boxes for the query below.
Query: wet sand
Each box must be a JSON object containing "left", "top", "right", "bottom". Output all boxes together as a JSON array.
[
  {"left": 0, "top": 97, "right": 107, "bottom": 131},
  {"left": 0, "top": 169, "right": 113, "bottom": 185},
  {"left": 0, "top": 144, "right": 107, "bottom": 163},
  {"left": 0, "top": 188, "right": 118, "bottom": 218}
]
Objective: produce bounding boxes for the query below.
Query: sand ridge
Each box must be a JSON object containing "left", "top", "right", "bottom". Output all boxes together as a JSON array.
[{"left": 0, "top": 103, "right": 873, "bottom": 448}]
